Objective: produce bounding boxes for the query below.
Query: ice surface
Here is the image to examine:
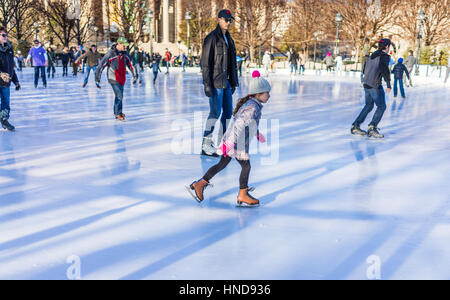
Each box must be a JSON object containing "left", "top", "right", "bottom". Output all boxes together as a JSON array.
[{"left": 0, "top": 68, "right": 449, "bottom": 279}]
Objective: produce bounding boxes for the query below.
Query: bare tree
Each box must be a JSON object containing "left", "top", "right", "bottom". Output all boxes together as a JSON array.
[
  {"left": 110, "top": 0, "right": 149, "bottom": 46},
  {"left": 34, "top": 0, "right": 76, "bottom": 47},
  {"left": 10, "top": 0, "right": 35, "bottom": 43},
  {"left": 394, "top": 0, "right": 450, "bottom": 47},
  {"left": 71, "top": 0, "right": 96, "bottom": 46},
  {"left": 0, "top": 0, "right": 15, "bottom": 32},
  {"left": 231, "top": 0, "right": 287, "bottom": 62},
  {"left": 179, "top": 0, "right": 216, "bottom": 55},
  {"left": 282, "top": 0, "right": 327, "bottom": 55},
  {"left": 324, "top": 0, "right": 397, "bottom": 59}
]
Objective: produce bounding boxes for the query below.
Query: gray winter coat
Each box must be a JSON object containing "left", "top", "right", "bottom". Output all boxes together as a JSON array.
[
  {"left": 404, "top": 55, "right": 417, "bottom": 70},
  {"left": 218, "top": 98, "right": 263, "bottom": 160}
]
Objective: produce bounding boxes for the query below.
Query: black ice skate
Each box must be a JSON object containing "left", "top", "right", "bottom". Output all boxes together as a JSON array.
[
  {"left": 1, "top": 119, "right": 15, "bottom": 131},
  {"left": 351, "top": 125, "right": 367, "bottom": 136},
  {"left": 368, "top": 126, "right": 384, "bottom": 138}
]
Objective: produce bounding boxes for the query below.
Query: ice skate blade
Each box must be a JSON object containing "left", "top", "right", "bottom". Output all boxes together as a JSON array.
[
  {"left": 185, "top": 185, "right": 202, "bottom": 203},
  {"left": 236, "top": 201, "right": 260, "bottom": 208}
]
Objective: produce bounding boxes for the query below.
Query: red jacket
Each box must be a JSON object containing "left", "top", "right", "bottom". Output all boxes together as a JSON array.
[{"left": 95, "top": 46, "right": 137, "bottom": 86}]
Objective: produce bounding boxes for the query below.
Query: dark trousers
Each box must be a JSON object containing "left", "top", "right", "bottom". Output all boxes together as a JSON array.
[
  {"left": 203, "top": 80, "right": 233, "bottom": 139},
  {"left": 394, "top": 78, "right": 405, "bottom": 98},
  {"left": 34, "top": 66, "right": 47, "bottom": 87},
  {"left": 0, "top": 86, "right": 10, "bottom": 120},
  {"left": 203, "top": 156, "right": 251, "bottom": 189},
  {"left": 353, "top": 85, "right": 386, "bottom": 127},
  {"left": 72, "top": 63, "right": 78, "bottom": 76},
  {"left": 153, "top": 72, "right": 158, "bottom": 83},
  {"left": 47, "top": 65, "right": 55, "bottom": 78},
  {"left": 110, "top": 82, "right": 124, "bottom": 116},
  {"left": 62, "top": 63, "right": 68, "bottom": 76}
]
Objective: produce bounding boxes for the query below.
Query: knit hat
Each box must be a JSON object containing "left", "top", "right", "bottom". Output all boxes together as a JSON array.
[
  {"left": 248, "top": 71, "right": 271, "bottom": 95},
  {"left": 398, "top": 57, "right": 403, "bottom": 63}
]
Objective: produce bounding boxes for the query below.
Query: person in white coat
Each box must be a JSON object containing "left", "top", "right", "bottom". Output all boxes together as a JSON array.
[
  {"left": 335, "top": 55, "right": 343, "bottom": 75},
  {"left": 262, "top": 51, "right": 271, "bottom": 76},
  {"left": 445, "top": 52, "right": 450, "bottom": 84}
]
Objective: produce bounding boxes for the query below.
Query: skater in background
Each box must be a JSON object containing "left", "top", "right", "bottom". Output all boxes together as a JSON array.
[
  {"left": 181, "top": 52, "right": 188, "bottom": 72},
  {"left": 351, "top": 38, "right": 392, "bottom": 139},
  {"left": 335, "top": 54, "right": 343, "bottom": 75},
  {"left": 236, "top": 52, "right": 243, "bottom": 77},
  {"left": 200, "top": 9, "right": 238, "bottom": 157},
  {"left": 444, "top": 51, "right": 450, "bottom": 84},
  {"left": 0, "top": 26, "right": 21, "bottom": 131},
  {"left": 392, "top": 58, "right": 410, "bottom": 99},
  {"left": 288, "top": 49, "right": 298, "bottom": 75},
  {"left": 26, "top": 40, "right": 47, "bottom": 88},
  {"left": 61, "top": 48, "right": 70, "bottom": 77},
  {"left": 164, "top": 49, "right": 171, "bottom": 74},
  {"left": 299, "top": 50, "right": 306, "bottom": 75},
  {"left": 270, "top": 52, "right": 276, "bottom": 74},
  {"left": 262, "top": 51, "right": 271, "bottom": 76},
  {"left": 72, "top": 46, "right": 82, "bottom": 76},
  {"left": 46, "top": 47, "right": 56, "bottom": 79},
  {"left": 243, "top": 50, "right": 250, "bottom": 74},
  {"left": 404, "top": 50, "right": 416, "bottom": 87},
  {"left": 187, "top": 71, "right": 271, "bottom": 207},
  {"left": 75, "top": 44, "right": 102, "bottom": 88},
  {"left": 324, "top": 52, "right": 334, "bottom": 72},
  {"left": 16, "top": 51, "right": 24, "bottom": 72},
  {"left": 95, "top": 37, "right": 137, "bottom": 121},
  {"left": 149, "top": 58, "right": 162, "bottom": 84},
  {"left": 129, "top": 46, "right": 142, "bottom": 84}
]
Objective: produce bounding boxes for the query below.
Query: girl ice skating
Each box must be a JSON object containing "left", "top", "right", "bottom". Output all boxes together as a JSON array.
[{"left": 187, "top": 70, "right": 271, "bottom": 207}]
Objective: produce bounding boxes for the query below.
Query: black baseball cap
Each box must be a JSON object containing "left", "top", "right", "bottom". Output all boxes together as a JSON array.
[
  {"left": 378, "top": 38, "right": 391, "bottom": 49},
  {"left": 218, "top": 9, "right": 234, "bottom": 20}
]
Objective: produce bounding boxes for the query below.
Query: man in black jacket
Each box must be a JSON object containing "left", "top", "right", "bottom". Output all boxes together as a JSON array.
[
  {"left": 0, "top": 27, "right": 20, "bottom": 131},
  {"left": 351, "top": 38, "right": 392, "bottom": 138},
  {"left": 200, "top": 9, "right": 238, "bottom": 156}
]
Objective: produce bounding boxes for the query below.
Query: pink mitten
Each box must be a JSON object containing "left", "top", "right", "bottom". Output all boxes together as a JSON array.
[
  {"left": 257, "top": 132, "right": 266, "bottom": 143},
  {"left": 220, "top": 141, "right": 234, "bottom": 157}
]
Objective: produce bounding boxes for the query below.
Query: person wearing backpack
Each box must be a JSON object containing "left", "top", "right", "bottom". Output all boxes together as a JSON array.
[{"left": 351, "top": 38, "right": 392, "bottom": 139}]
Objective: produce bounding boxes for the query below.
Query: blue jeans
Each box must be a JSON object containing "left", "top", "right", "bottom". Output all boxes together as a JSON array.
[
  {"left": 84, "top": 65, "right": 98, "bottom": 85},
  {"left": 299, "top": 64, "right": 305, "bottom": 73},
  {"left": 290, "top": 64, "right": 297, "bottom": 74},
  {"left": 203, "top": 80, "right": 233, "bottom": 139},
  {"left": 47, "top": 65, "right": 55, "bottom": 78},
  {"left": 110, "top": 83, "right": 124, "bottom": 116},
  {"left": 353, "top": 85, "right": 386, "bottom": 127},
  {"left": 34, "top": 66, "right": 47, "bottom": 87},
  {"left": 182, "top": 61, "right": 186, "bottom": 71},
  {"left": 0, "top": 86, "right": 10, "bottom": 120},
  {"left": 394, "top": 78, "right": 405, "bottom": 98}
]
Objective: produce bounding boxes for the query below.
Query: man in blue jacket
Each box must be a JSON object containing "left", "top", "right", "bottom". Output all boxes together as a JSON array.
[{"left": 392, "top": 58, "right": 410, "bottom": 98}]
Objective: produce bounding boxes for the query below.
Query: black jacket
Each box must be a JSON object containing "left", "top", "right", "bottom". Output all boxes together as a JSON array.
[
  {"left": 200, "top": 25, "right": 238, "bottom": 94},
  {"left": 392, "top": 63, "right": 410, "bottom": 80},
  {"left": 363, "top": 50, "right": 391, "bottom": 89},
  {"left": 61, "top": 53, "right": 70, "bottom": 64},
  {"left": 0, "top": 42, "right": 19, "bottom": 87}
]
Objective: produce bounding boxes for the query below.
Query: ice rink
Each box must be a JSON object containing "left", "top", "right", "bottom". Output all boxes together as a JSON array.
[{"left": 0, "top": 68, "right": 449, "bottom": 279}]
